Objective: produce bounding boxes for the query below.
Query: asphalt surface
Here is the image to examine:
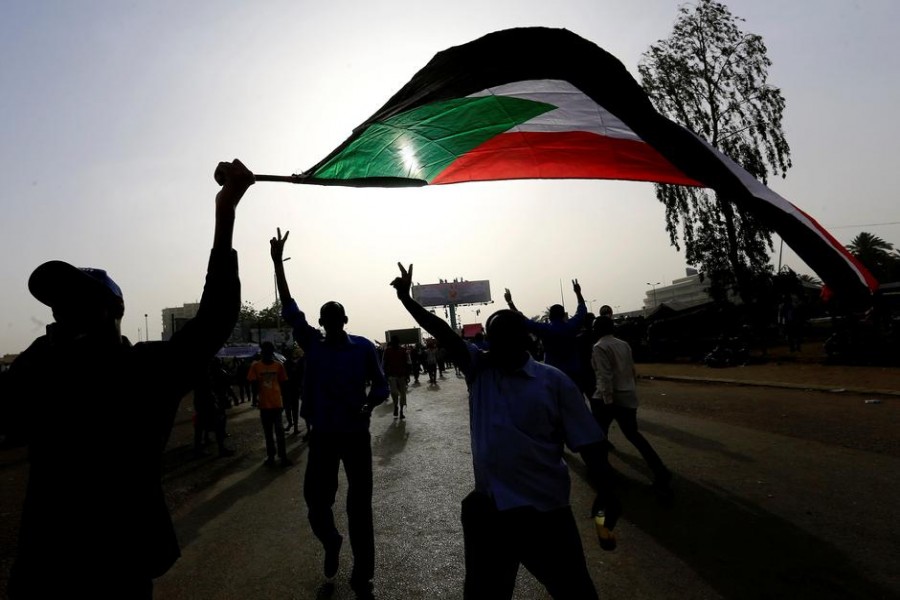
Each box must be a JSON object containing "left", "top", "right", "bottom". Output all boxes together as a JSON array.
[
  {"left": 152, "top": 371, "right": 897, "bottom": 600},
  {"left": 3, "top": 366, "right": 898, "bottom": 599}
]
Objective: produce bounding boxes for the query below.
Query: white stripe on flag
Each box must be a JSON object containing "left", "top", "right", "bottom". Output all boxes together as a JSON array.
[{"left": 469, "top": 80, "right": 642, "bottom": 142}]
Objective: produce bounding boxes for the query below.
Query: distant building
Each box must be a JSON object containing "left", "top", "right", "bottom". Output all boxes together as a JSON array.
[
  {"left": 163, "top": 302, "right": 262, "bottom": 344},
  {"left": 644, "top": 273, "right": 712, "bottom": 312},
  {"left": 161, "top": 303, "right": 199, "bottom": 341}
]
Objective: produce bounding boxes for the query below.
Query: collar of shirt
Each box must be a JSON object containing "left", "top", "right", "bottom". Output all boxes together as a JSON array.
[{"left": 323, "top": 331, "right": 353, "bottom": 346}]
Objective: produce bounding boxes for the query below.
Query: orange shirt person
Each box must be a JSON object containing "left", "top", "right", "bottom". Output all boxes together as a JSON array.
[{"left": 248, "top": 342, "right": 291, "bottom": 466}]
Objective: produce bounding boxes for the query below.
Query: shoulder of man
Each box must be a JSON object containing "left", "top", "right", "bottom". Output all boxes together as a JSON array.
[{"left": 348, "top": 334, "right": 376, "bottom": 349}]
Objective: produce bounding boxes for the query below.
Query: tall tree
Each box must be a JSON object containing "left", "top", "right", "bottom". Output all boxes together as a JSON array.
[
  {"left": 638, "top": 0, "right": 792, "bottom": 294},
  {"left": 847, "top": 231, "right": 896, "bottom": 282}
]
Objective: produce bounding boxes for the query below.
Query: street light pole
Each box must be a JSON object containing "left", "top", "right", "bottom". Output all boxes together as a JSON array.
[{"left": 144, "top": 313, "right": 149, "bottom": 341}]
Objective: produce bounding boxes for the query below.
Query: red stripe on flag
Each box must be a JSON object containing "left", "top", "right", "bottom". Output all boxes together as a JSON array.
[
  {"left": 792, "top": 205, "right": 880, "bottom": 292},
  {"left": 431, "top": 131, "right": 702, "bottom": 186}
]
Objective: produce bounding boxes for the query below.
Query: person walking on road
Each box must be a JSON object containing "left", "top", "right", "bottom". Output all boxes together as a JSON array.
[
  {"left": 591, "top": 316, "right": 672, "bottom": 494},
  {"left": 382, "top": 335, "right": 410, "bottom": 419},
  {"left": 270, "top": 228, "right": 389, "bottom": 595},
  {"left": 391, "top": 262, "right": 620, "bottom": 600},
  {"left": 247, "top": 341, "right": 291, "bottom": 467},
  {"left": 0, "top": 158, "right": 253, "bottom": 599}
]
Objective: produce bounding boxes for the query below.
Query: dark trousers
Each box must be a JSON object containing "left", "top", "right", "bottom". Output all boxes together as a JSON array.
[
  {"left": 460, "top": 491, "right": 598, "bottom": 600},
  {"left": 304, "top": 430, "right": 375, "bottom": 581},
  {"left": 259, "top": 408, "right": 287, "bottom": 460},
  {"left": 285, "top": 394, "right": 300, "bottom": 429},
  {"left": 591, "top": 401, "right": 669, "bottom": 481}
]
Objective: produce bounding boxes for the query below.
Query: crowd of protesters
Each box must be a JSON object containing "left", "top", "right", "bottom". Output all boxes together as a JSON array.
[{"left": 0, "top": 159, "right": 677, "bottom": 600}]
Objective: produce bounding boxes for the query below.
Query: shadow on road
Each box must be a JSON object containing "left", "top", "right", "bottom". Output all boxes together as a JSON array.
[
  {"left": 569, "top": 454, "right": 893, "bottom": 600},
  {"left": 638, "top": 420, "right": 755, "bottom": 464},
  {"left": 374, "top": 421, "right": 409, "bottom": 466},
  {"left": 172, "top": 446, "right": 309, "bottom": 548}
]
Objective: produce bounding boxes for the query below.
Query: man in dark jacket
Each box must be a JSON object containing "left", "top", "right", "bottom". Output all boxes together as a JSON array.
[{"left": 1, "top": 159, "right": 253, "bottom": 599}]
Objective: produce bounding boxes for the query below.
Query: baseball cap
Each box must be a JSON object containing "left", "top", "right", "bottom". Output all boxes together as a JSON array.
[{"left": 28, "top": 260, "right": 124, "bottom": 309}]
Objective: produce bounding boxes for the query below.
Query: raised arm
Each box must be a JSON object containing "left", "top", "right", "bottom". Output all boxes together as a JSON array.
[
  {"left": 162, "top": 159, "right": 253, "bottom": 389},
  {"left": 567, "top": 278, "right": 588, "bottom": 330},
  {"left": 504, "top": 287, "right": 521, "bottom": 313},
  {"left": 391, "top": 263, "right": 470, "bottom": 371},
  {"left": 270, "top": 228, "right": 318, "bottom": 347},
  {"left": 213, "top": 159, "right": 255, "bottom": 251},
  {"left": 270, "top": 228, "right": 293, "bottom": 305}
]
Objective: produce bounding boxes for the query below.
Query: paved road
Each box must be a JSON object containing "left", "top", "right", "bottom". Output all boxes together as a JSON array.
[
  {"left": 3, "top": 373, "right": 897, "bottom": 599},
  {"left": 148, "top": 375, "right": 898, "bottom": 600}
]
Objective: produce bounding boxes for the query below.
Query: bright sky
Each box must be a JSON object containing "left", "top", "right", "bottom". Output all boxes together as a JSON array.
[{"left": 2, "top": 0, "right": 898, "bottom": 355}]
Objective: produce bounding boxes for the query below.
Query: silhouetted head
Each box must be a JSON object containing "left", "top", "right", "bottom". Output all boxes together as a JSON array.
[
  {"left": 593, "top": 316, "right": 615, "bottom": 338},
  {"left": 260, "top": 341, "right": 275, "bottom": 361},
  {"left": 28, "top": 260, "right": 125, "bottom": 340},
  {"left": 599, "top": 305, "right": 613, "bottom": 318},
  {"left": 486, "top": 309, "right": 530, "bottom": 370},
  {"left": 548, "top": 304, "right": 567, "bottom": 323},
  {"left": 389, "top": 335, "right": 400, "bottom": 347},
  {"left": 319, "top": 301, "right": 348, "bottom": 335}
]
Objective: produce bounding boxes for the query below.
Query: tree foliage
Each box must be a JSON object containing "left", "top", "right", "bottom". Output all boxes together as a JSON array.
[
  {"left": 847, "top": 232, "right": 900, "bottom": 283},
  {"left": 238, "top": 300, "right": 284, "bottom": 329},
  {"left": 638, "top": 0, "right": 792, "bottom": 287}
]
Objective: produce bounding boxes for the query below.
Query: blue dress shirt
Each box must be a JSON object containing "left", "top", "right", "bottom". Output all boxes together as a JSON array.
[
  {"left": 463, "top": 343, "right": 605, "bottom": 511},
  {"left": 525, "top": 302, "right": 587, "bottom": 381},
  {"left": 282, "top": 299, "right": 389, "bottom": 433}
]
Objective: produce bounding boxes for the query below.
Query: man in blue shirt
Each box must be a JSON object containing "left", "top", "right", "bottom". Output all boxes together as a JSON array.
[
  {"left": 392, "top": 263, "right": 620, "bottom": 600},
  {"left": 270, "top": 228, "right": 389, "bottom": 594},
  {"left": 504, "top": 281, "right": 589, "bottom": 387}
]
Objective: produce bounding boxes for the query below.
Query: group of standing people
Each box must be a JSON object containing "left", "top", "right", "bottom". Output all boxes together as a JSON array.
[
  {"left": 2, "top": 158, "right": 671, "bottom": 599},
  {"left": 505, "top": 282, "right": 673, "bottom": 495}
]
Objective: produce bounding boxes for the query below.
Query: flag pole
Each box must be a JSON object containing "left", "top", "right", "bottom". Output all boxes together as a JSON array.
[{"left": 254, "top": 174, "right": 304, "bottom": 184}]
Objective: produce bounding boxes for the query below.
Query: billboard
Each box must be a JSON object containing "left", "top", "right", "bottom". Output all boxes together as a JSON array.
[
  {"left": 385, "top": 328, "right": 423, "bottom": 345},
  {"left": 412, "top": 280, "right": 492, "bottom": 307}
]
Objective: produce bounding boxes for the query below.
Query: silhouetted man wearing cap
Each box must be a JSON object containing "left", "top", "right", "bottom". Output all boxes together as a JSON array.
[
  {"left": 1, "top": 159, "right": 254, "bottom": 599},
  {"left": 270, "top": 228, "right": 388, "bottom": 595}
]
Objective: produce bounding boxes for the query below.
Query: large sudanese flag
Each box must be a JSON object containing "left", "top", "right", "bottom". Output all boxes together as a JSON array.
[{"left": 287, "top": 27, "right": 877, "bottom": 303}]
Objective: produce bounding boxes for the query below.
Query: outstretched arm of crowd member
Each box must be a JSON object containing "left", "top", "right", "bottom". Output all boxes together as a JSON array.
[
  {"left": 503, "top": 287, "right": 521, "bottom": 313},
  {"left": 391, "top": 263, "right": 470, "bottom": 372},
  {"left": 270, "top": 228, "right": 292, "bottom": 305},
  {"left": 270, "top": 228, "right": 318, "bottom": 348},
  {"left": 579, "top": 440, "right": 622, "bottom": 550},
  {"left": 213, "top": 159, "right": 255, "bottom": 252},
  {"left": 567, "top": 278, "right": 588, "bottom": 329}
]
